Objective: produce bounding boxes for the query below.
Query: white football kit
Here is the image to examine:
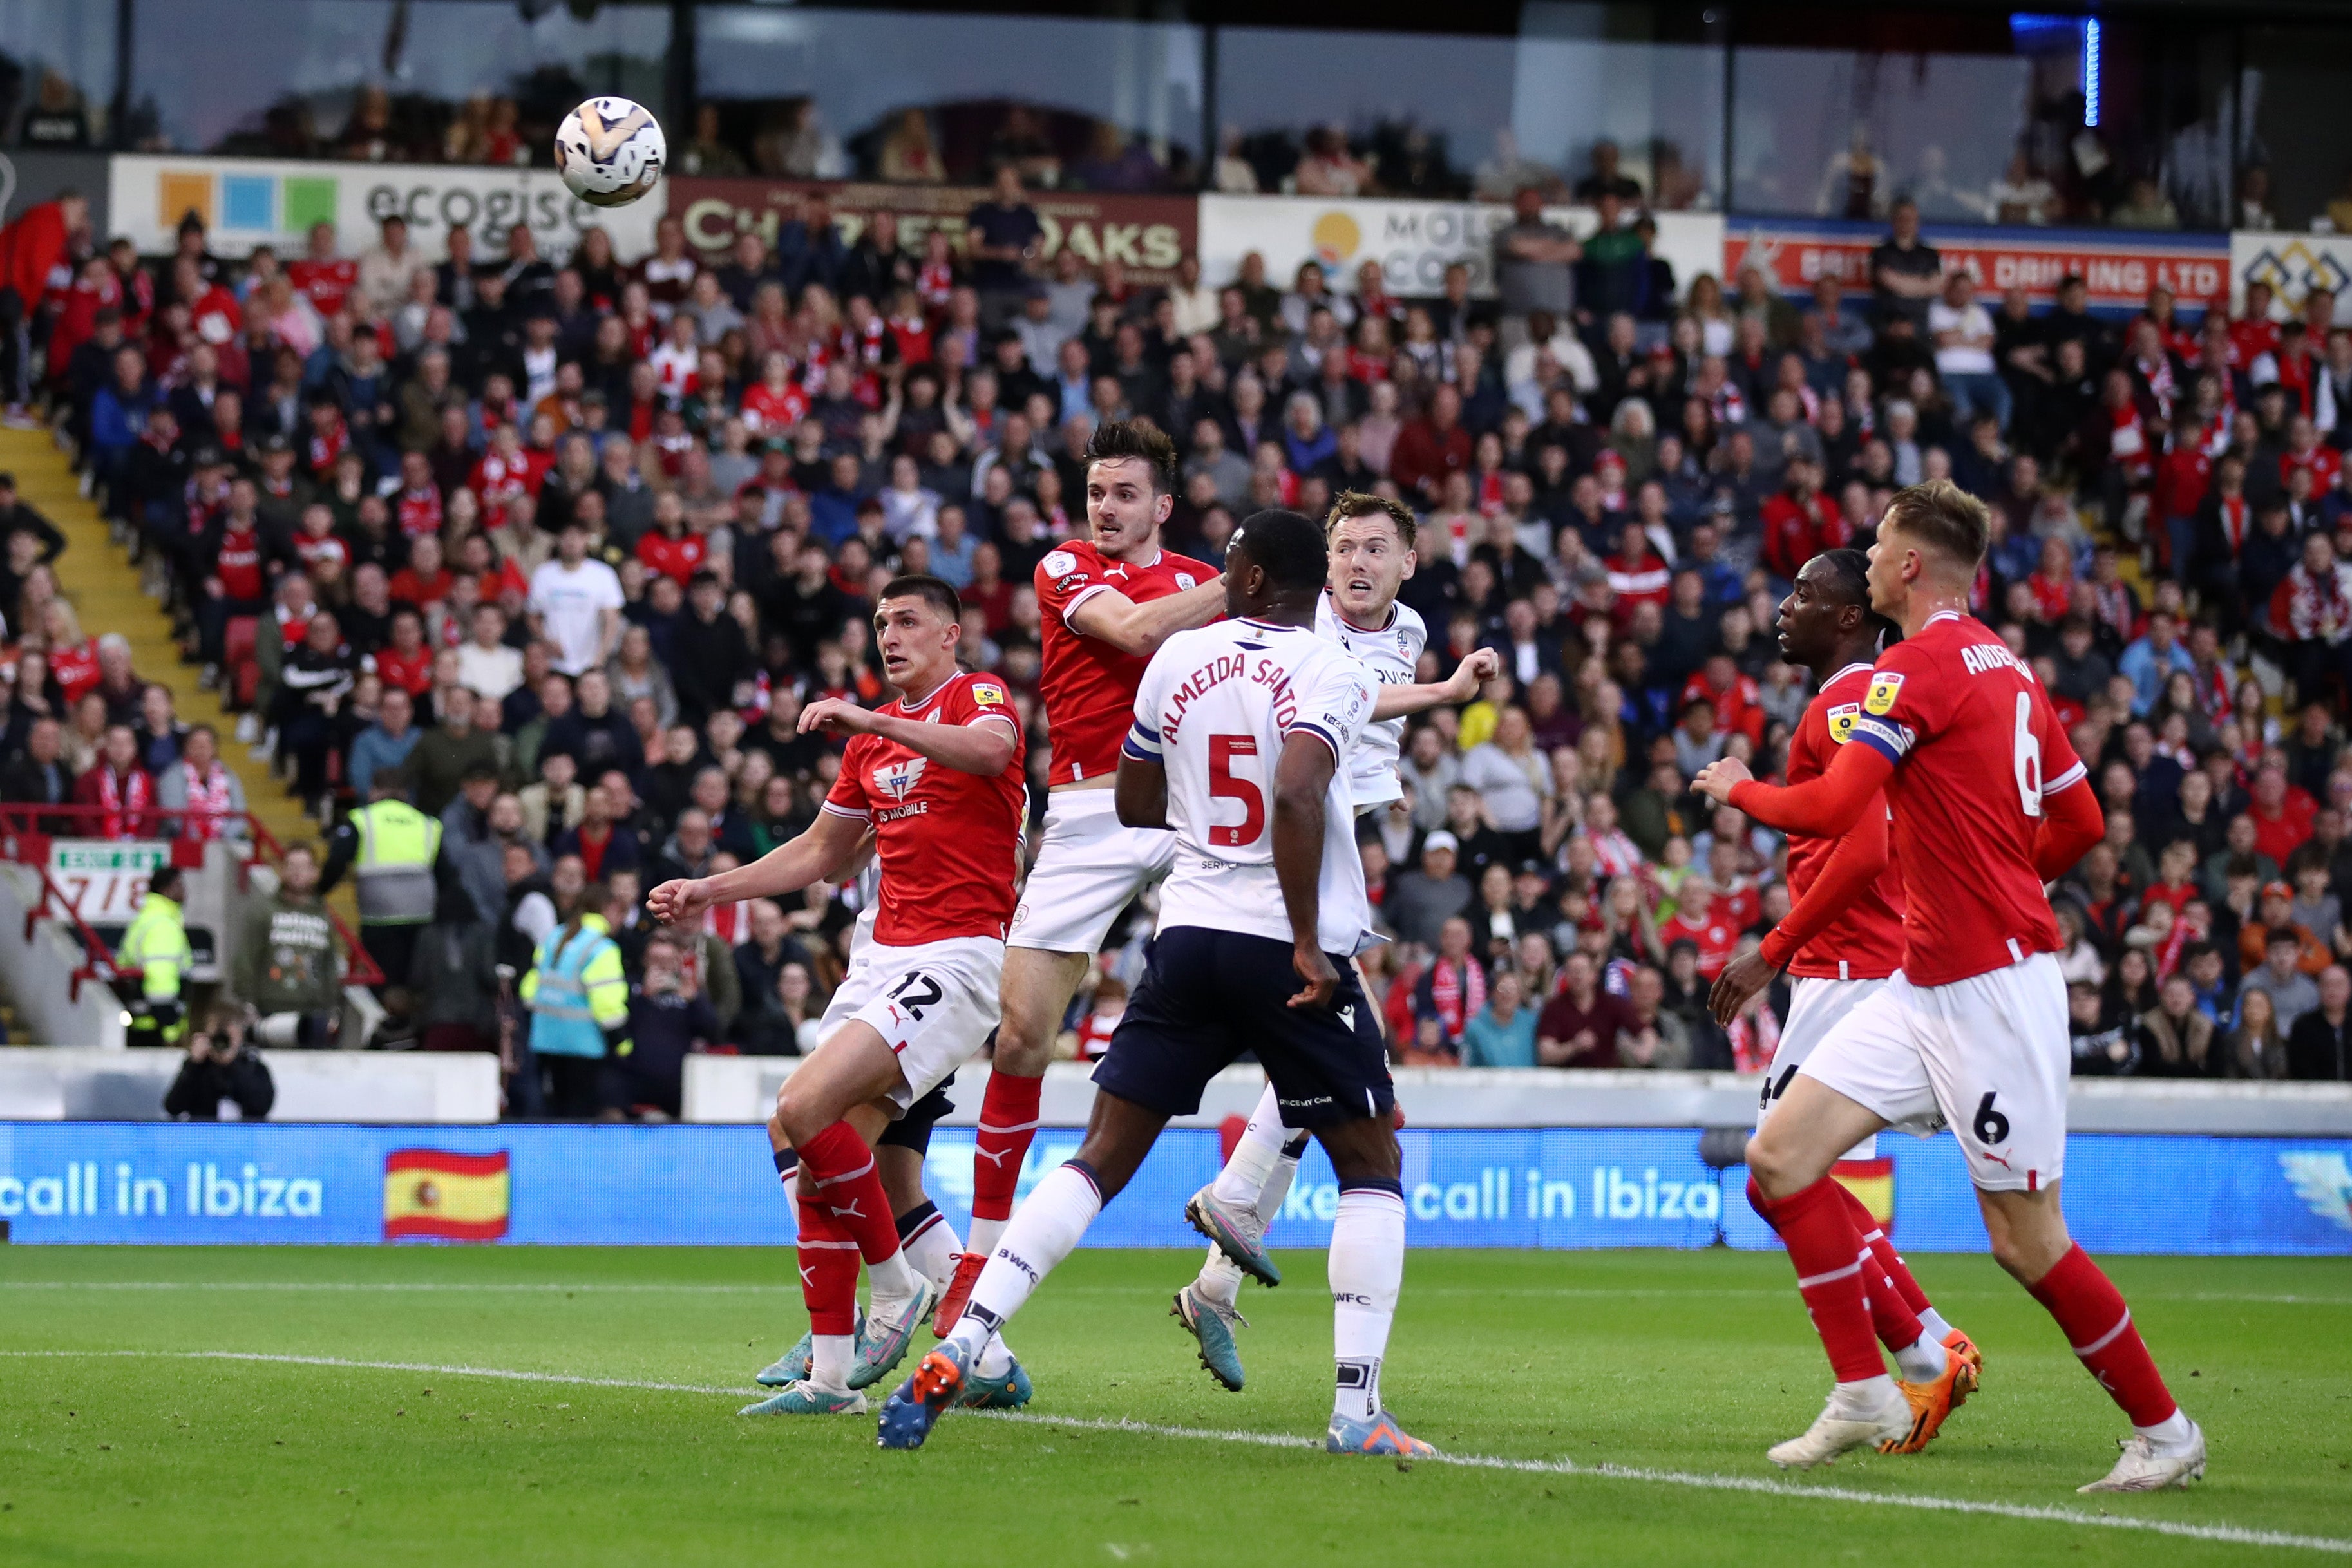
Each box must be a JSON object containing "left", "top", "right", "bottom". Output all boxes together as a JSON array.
[
  {"left": 1314, "top": 592, "right": 1425, "bottom": 811},
  {"left": 1124, "top": 617, "right": 1380, "bottom": 956}
]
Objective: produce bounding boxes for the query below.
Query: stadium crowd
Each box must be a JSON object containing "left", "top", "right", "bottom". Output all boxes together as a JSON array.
[{"left": 3, "top": 167, "right": 2352, "bottom": 1117}]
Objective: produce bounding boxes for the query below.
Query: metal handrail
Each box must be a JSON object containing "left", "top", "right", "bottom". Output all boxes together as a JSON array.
[{"left": 0, "top": 804, "right": 384, "bottom": 988}]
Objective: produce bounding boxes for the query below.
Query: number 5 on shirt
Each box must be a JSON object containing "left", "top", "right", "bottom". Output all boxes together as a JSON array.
[{"left": 1209, "top": 733, "right": 1265, "bottom": 847}]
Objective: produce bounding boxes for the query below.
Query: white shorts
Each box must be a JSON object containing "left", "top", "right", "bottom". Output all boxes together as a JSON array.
[
  {"left": 1797, "top": 952, "right": 2070, "bottom": 1193},
  {"left": 1760, "top": 975, "right": 1895, "bottom": 1162},
  {"left": 1007, "top": 787, "right": 1177, "bottom": 954},
  {"left": 816, "top": 933, "right": 1004, "bottom": 1113}
]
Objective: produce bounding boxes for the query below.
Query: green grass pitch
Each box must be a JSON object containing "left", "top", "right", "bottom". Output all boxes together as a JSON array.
[{"left": 1, "top": 1246, "right": 2347, "bottom": 1565}]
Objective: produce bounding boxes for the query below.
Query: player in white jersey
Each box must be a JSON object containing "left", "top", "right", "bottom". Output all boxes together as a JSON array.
[
  {"left": 880, "top": 509, "right": 1430, "bottom": 1456},
  {"left": 1172, "top": 490, "right": 1493, "bottom": 1390}
]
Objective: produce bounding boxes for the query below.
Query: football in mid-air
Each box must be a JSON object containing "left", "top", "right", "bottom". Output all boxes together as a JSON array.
[{"left": 554, "top": 96, "right": 665, "bottom": 209}]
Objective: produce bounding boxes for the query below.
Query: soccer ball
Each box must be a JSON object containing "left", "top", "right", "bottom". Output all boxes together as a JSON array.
[{"left": 554, "top": 97, "right": 665, "bottom": 209}]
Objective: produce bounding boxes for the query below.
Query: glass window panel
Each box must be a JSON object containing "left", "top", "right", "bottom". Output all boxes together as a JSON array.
[
  {"left": 696, "top": 7, "right": 1203, "bottom": 189},
  {"left": 126, "top": 0, "right": 668, "bottom": 162},
  {"left": 1213, "top": 14, "right": 1723, "bottom": 207},
  {"left": 0, "top": 0, "right": 115, "bottom": 149},
  {"left": 2243, "top": 26, "right": 2352, "bottom": 233}
]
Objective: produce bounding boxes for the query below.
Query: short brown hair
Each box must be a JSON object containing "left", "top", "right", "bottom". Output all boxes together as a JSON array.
[
  {"left": 1327, "top": 490, "right": 1417, "bottom": 551},
  {"left": 1881, "top": 478, "right": 1989, "bottom": 572},
  {"left": 1083, "top": 419, "right": 1178, "bottom": 496}
]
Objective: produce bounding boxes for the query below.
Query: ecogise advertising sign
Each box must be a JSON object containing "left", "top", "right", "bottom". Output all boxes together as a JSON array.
[
  {"left": 107, "top": 153, "right": 668, "bottom": 263},
  {"left": 1725, "top": 217, "right": 2232, "bottom": 314},
  {"left": 670, "top": 177, "right": 1197, "bottom": 287}
]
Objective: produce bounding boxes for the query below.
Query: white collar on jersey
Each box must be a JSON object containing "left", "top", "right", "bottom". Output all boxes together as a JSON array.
[
  {"left": 1237, "top": 616, "right": 1311, "bottom": 633},
  {"left": 1322, "top": 586, "right": 1396, "bottom": 636},
  {"left": 1923, "top": 610, "right": 1964, "bottom": 627},
  {"left": 895, "top": 670, "right": 962, "bottom": 712},
  {"left": 1828, "top": 661, "right": 1874, "bottom": 685},
  {"left": 1101, "top": 545, "right": 1164, "bottom": 571}
]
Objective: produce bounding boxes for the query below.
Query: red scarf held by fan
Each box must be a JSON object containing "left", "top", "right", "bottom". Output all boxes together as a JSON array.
[
  {"left": 178, "top": 760, "right": 234, "bottom": 840},
  {"left": 97, "top": 765, "right": 151, "bottom": 839}
]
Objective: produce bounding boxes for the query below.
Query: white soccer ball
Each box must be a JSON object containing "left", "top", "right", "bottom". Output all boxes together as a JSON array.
[{"left": 553, "top": 97, "right": 665, "bottom": 209}]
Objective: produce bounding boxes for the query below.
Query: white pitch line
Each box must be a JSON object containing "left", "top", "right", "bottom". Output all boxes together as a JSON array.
[
  {"left": 2, "top": 1281, "right": 2346, "bottom": 1307},
  {"left": 2, "top": 1349, "right": 2345, "bottom": 1555}
]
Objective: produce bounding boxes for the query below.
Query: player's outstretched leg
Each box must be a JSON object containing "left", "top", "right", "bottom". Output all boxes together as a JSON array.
[
  {"left": 742, "top": 1176, "right": 870, "bottom": 1415},
  {"left": 881, "top": 1157, "right": 1111, "bottom": 1449},
  {"left": 941, "top": 1056, "right": 1043, "bottom": 1330},
  {"left": 1983, "top": 1190, "right": 2204, "bottom": 1492},
  {"left": 1745, "top": 1175, "right": 1910, "bottom": 1466},
  {"left": 893, "top": 1195, "right": 1033, "bottom": 1410},
  {"left": 1175, "top": 1086, "right": 1308, "bottom": 1390},
  {"left": 789, "top": 1121, "right": 935, "bottom": 1389},
  {"left": 1832, "top": 1185, "right": 1980, "bottom": 1455},
  {"left": 1323, "top": 1175, "right": 1432, "bottom": 1456}
]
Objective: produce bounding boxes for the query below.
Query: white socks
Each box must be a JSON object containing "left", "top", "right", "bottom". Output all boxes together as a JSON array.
[
  {"left": 901, "top": 1210, "right": 962, "bottom": 1292},
  {"left": 1197, "top": 1086, "right": 1307, "bottom": 1309},
  {"left": 809, "top": 1332, "right": 855, "bottom": 1393},
  {"left": 1831, "top": 1375, "right": 1902, "bottom": 1413},
  {"left": 1329, "top": 1184, "right": 1405, "bottom": 1423},
  {"left": 866, "top": 1249, "right": 920, "bottom": 1308},
  {"left": 948, "top": 1163, "right": 1105, "bottom": 1358},
  {"left": 2137, "top": 1409, "right": 2194, "bottom": 1446},
  {"left": 1213, "top": 1084, "right": 1289, "bottom": 1206},
  {"left": 1892, "top": 1333, "right": 1949, "bottom": 1384},
  {"left": 965, "top": 1216, "right": 1006, "bottom": 1260},
  {"left": 1917, "top": 1306, "right": 1955, "bottom": 1343}
]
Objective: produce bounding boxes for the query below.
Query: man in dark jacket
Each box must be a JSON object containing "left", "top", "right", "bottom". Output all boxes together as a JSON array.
[
  {"left": 2288, "top": 964, "right": 2352, "bottom": 1081},
  {"left": 669, "top": 571, "right": 753, "bottom": 726}
]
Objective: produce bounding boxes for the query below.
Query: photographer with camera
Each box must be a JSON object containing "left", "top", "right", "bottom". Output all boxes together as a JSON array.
[
  {"left": 603, "top": 931, "right": 716, "bottom": 1121},
  {"left": 163, "top": 1004, "right": 276, "bottom": 1120}
]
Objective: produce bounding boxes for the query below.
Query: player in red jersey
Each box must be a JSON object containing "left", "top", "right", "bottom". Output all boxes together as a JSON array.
[
  {"left": 649, "top": 574, "right": 1028, "bottom": 1416},
  {"left": 936, "top": 420, "right": 1227, "bottom": 1328},
  {"left": 1696, "top": 484, "right": 2203, "bottom": 1491},
  {"left": 1709, "top": 549, "right": 1980, "bottom": 1458}
]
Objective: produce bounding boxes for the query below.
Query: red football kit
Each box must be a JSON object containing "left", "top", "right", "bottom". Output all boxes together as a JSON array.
[
  {"left": 288, "top": 257, "right": 357, "bottom": 319},
  {"left": 820, "top": 671, "right": 1025, "bottom": 944},
  {"left": 1757, "top": 663, "right": 1907, "bottom": 979},
  {"left": 1033, "top": 539, "right": 1215, "bottom": 786},
  {"left": 637, "top": 529, "right": 708, "bottom": 586},
  {"left": 1736, "top": 612, "right": 2089, "bottom": 987}
]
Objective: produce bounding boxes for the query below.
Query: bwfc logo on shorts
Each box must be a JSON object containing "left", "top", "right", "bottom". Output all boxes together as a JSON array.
[
  {"left": 1864, "top": 671, "right": 1905, "bottom": 716},
  {"left": 1826, "top": 702, "right": 1861, "bottom": 744},
  {"left": 971, "top": 680, "right": 1007, "bottom": 708},
  {"left": 871, "top": 757, "right": 928, "bottom": 802}
]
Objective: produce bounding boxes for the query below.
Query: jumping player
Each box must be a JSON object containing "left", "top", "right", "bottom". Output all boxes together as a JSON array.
[
  {"left": 880, "top": 509, "right": 1427, "bottom": 1457},
  {"left": 1695, "top": 482, "right": 2204, "bottom": 1490},
  {"left": 744, "top": 873, "right": 1030, "bottom": 1414},
  {"left": 1707, "top": 549, "right": 1979, "bottom": 1457},
  {"left": 649, "top": 575, "right": 1025, "bottom": 1416},
  {"left": 1173, "top": 489, "right": 1495, "bottom": 1391},
  {"left": 940, "top": 420, "right": 1226, "bottom": 1330}
]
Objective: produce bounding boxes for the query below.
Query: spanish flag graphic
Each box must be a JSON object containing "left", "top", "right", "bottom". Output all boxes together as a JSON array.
[
  {"left": 383, "top": 1149, "right": 511, "bottom": 1241},
  {"left": 1830, "top": 1157, "right": 1895, "bottom": 1233}
]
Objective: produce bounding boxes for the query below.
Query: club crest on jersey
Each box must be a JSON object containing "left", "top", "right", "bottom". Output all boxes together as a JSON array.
[
  {"left": 1826, "top": 702, "right": 1861, "bottom": 744},
  {"left": 1041, "top": 549, "right": 1076, "bottom": 578},
  {"left": 1175, "top": 572, "right": 1197, "bottom": 589},
  {"left": 1864, "top": 671, "right": 1905, "bottom": 715},
  {"left": 871, "top": 756, "right": 928, "bottom": 802}
]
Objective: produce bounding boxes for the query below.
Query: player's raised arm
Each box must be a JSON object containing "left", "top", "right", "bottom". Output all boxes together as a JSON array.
[
  {"left": 1064, "top": 576, "right": 1227, "bottom": 657},
  {"left": 647, "top": 806, "right": 867, "bottom": 927},
  {"left": 1698, "top": 738, "right": 1894, "bottom": 839},
  {"left": 1271, "top": 729, "right": 1340, "bottom": 1008},
  {"left": 800, "top": 693, "right": 1018, "bottom": 777},
  {"left": 1114, "top": 749, "right": 1168, "bottom": 829},
  {"left": 1370, "top": 647, "right": 1500, "bottom": 721}
]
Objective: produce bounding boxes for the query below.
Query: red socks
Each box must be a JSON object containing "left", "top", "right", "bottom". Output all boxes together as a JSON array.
[
  {"left": 1835, "top": 1185, "right": 1927, "bottom": 1348},
  {"left": 2027, "top": 1243, "right": 2179, "bottom": 1427},
  {"left": 972, "top": 1070, "right": 1044, "bottom": 1223},
  {"left": 793, "top": 1182, "right": 860, "bottom": 1334},
  {"left": 1750, "top": 1176, "right": 1884, "bottom": 1383},
  {"left": 797, "top": 1120, "right": 900, "bottom": 1266}
]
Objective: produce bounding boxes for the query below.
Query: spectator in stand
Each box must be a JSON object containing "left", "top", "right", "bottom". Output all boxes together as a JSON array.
[
  {"left": 1459, "top": 967, "right": 1538, "bottom": 1067},
  {"left": 72, "top": 722, "right": 153, "bottom": 838},
  {"left": 2288, "top": 965, "right": 2352, "bottom": 1080}
]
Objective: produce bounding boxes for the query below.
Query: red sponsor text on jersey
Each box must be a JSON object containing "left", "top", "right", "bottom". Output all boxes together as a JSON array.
[
  {"left": 1848, "top": 613, "right": 2086, "bottom": 986},
  {"left": 1782, "top": 663, "right": 1908, "bottom": 981},
  {"left": 820, "top": 672, "right": 1025, "bottom": 944},
  {"left": 1035, "top": 539, "right": 1215, "bottom": 787}
]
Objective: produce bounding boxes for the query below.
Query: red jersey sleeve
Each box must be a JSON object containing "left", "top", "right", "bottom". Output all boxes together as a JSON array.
[
  {"left": 2031, "top": 681, "right": 2089, "bottom": 802},
  {"left": 952, "top": 674, "right": 1021, "bottom": 733},
  {"left": 1034, "top": 544, "right": 1120, "bottom": 629},
  {"left": 822, "top": 741, "right": 873, "bottom": 821},
  {"left": 1844, "top": 638, "right": 1952, "bottom": 768}
]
